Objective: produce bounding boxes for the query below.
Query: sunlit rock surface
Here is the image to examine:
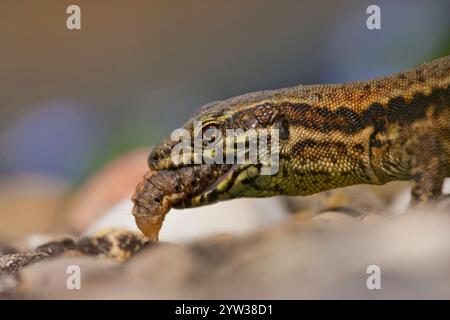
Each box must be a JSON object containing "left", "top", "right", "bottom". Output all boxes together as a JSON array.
[{"left": 6, "top": 210, "right": 450, "bottom": 299}]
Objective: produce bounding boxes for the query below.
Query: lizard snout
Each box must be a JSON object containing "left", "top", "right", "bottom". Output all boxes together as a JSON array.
[{"left": 148, "top": 143, "right": 175, "bottom": 169}]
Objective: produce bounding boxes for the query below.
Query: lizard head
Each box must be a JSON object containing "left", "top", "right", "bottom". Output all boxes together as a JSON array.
[{"left": 147, "top": 91, "right": 293, "bottom": 208}]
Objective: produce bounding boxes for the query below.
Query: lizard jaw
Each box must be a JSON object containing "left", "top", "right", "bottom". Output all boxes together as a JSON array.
[
  {"left": 173, "top": 164, "right": 239, "bottom": 208},
  {"left": 173, "top": 163, "right": 264, "bottom": 208}
]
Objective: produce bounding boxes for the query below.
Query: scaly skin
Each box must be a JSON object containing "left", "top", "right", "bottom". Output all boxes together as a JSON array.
[{"left": 147, "top": 56, "right": 450, "bottom": 209}]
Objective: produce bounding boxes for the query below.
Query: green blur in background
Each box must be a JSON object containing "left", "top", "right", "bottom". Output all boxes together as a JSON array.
[{"left": 0, "top": 0, "right": 449, "bottom": 184}]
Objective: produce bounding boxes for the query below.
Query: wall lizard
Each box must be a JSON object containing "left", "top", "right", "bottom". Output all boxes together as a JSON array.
[{"left": 133, "top": 56, "right": 450, "bottom": 238}]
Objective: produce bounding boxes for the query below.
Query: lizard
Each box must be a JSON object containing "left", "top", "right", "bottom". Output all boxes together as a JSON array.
[{"left": 133, "top": 56, "right": 450, "bottom": 238}]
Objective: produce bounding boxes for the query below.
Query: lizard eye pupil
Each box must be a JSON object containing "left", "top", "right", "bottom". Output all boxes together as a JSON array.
[
  {"left": 203, "top": 136, "right": 215, "bottom": 147},
  {"left": 202, "top": 126, "right": 217, "bottom": 146}
]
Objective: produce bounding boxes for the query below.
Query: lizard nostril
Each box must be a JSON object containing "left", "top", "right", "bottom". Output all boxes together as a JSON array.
[
  {"left": 163, "top": 147, "right": 172, "bottom": 157},
  {"left": 148, "top": 151, "right": 160, "bottom": 166}
]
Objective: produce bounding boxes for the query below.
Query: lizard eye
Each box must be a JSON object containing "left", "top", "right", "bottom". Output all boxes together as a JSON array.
[
  {"left": 202, "top": 135, "right": 216, "bottom": 147},
  {"left": 202, "top": 123, "right": 217, "bottom": 133},
  {"left": 202, "top": 125, "right": 219, "bottom": 147},
  {"left": 274, "top": 118, "right": 290, "bottom": 140}
]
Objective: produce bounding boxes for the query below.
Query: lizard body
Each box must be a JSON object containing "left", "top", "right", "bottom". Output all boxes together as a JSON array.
[{"left": 147, "top": 56, "right": 450, "bottom": 208}]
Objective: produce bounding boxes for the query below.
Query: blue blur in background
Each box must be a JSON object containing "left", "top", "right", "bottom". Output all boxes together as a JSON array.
[{"left": 0, "top": 0, "right": 449, "bottom": 184}]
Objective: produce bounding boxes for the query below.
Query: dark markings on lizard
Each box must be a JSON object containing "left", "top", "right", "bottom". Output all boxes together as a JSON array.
[{"left": 253, "top": 84, "right": 450, "bottom": 135}]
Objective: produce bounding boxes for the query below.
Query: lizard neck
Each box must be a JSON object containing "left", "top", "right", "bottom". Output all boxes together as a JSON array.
[{"left": 274, "top": 56, "right": 450, "bottom": 193}]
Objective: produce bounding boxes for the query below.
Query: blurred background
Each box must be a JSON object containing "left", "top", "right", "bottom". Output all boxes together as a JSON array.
[{"left": 0, "top": 0, "right": 449, "bottom": 240}]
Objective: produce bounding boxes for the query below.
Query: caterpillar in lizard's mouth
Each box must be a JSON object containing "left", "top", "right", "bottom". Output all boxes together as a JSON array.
[{"left": 131, "top": 163, "right": 234, "bottom": 240}]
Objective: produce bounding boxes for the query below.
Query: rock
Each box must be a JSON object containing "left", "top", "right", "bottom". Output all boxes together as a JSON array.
[
  {"left": 85, "top": 196, "right": 289, "bottom": 244},
  {"left": 17, "top": 257, "right": 121, "bottom": 299},
  {"left": 389, "top": 187, "right": 412, "bottom": 215},
  {"left": 0, "top": 229, "right": 150, "bottom": 275},
  {"left": 76, "top": 229, "right": 151, "bottom": 262},
  {"left": 363, "top": 181, "right": 411, "bottom": 205},
  {"left": 287, "top": 184, "right": 389, "bottom": 218},
  {"left": 357, "top": 212, "right": 388, "bottom": 223},
  {"left": 0, "top": 238, "right": 76, "bottom": 274},
  {"left": 7, "top": 209, "right": 450, "bottom": 299},
  {"left": 310, "top": 211, "right": 356, "bottom": 225},
  {"left": 443, "top": 178, "right": 450, "bottom": 194},
  {"left": 0, "top": 272, "right": 19, "bottom": 299}
]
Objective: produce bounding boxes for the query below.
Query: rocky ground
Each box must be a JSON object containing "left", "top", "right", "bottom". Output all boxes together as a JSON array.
[
  {"left": 2, "top": 207, "right": 450, "bottom": 299},
  {"left": 1, "top": 149, "right": 449, "bottom": 299}
]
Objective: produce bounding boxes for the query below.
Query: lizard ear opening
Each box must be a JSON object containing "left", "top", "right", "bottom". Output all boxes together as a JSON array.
[
  {"left": 238, "top": 113, "right": 259, "bottom": 129},
  {"left": 274, "top": 117, "right": 290, "bottom": 140}
]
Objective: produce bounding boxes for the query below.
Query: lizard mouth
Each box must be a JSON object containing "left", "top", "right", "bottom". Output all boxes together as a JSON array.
[
  {"left": 173, "top": 163, "right": 247, "bottom": 208},
  {"left": 132, "top": 162, "right": 241, "bottom": 239},
  {"left": 134, "top": 134, "right": 276, "bottom": 239}
]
